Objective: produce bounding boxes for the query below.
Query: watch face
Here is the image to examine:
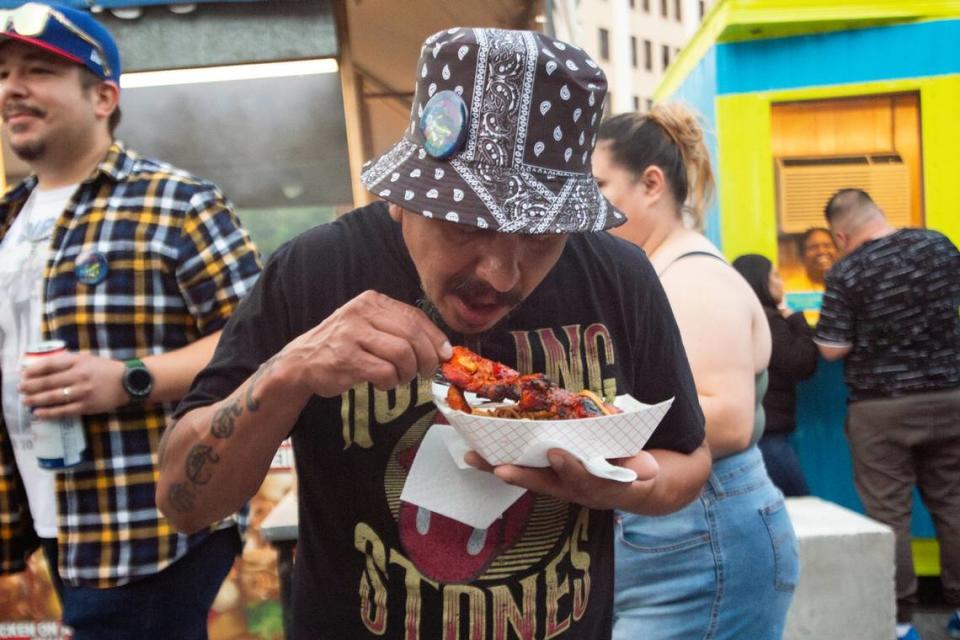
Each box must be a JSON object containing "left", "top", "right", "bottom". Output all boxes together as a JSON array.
[{"left": 124, "top": 366, "right": 153, "bottom": 398}]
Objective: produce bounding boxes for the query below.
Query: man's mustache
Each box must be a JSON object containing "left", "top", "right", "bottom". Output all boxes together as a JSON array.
[
  {"left": 3, "top": 102, "right": 45, "bottom": 120},
  {"left": 447, "top": 277, "right": 523, "bottom": 308}
]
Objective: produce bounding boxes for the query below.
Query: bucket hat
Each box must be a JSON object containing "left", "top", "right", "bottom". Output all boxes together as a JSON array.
[{"left": 360, "top": 27, "right": 625, "bottom": 234}]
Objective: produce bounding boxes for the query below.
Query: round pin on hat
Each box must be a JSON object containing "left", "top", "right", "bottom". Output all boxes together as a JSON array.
[
  {"left": 361, "top": 28, "right": 626, "bottom": 234},
  {"left": 418, "top": 90, "right": 468, "bottom": 160}
]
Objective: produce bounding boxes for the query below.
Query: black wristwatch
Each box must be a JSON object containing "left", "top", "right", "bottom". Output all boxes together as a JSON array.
[{"left": 122, "top": 358, "right": 154, "bottom": 403}]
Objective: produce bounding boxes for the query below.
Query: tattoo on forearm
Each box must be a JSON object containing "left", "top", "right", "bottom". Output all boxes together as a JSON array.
[
  {"left": 185, "top": 444, "right": 219, "bottom": 485},
  {"left": 210, "top": 400, "right": 242, "bottom": 438},
  {"left": 245, "top": 354, "right": 281, "bottom": 412},
  {"left": 208, "top": 354, "right": 281, "bottom": 440},
  {"left": 169, "top": 482, "right": 196, "bottom": 513},
  {"left": 175, "top": 354, "right": 284, "bottom": 513}
]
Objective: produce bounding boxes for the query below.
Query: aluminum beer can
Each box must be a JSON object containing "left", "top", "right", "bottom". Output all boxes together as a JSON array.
[{"left": 23, "top": 340, "right": 88, "bottom": 469}]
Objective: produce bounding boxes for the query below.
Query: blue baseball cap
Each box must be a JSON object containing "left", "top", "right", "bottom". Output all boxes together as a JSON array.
[{"left": 0, "top": 3, "right": 121, "bottom": 81}]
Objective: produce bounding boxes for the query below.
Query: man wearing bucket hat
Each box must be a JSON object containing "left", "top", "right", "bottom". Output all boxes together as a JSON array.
[
  {"left": 0, "top": 3, "right": 261, "bottom": 638},
  {"left": 161, "top": 27, "right": 709, "bottom": 639}
]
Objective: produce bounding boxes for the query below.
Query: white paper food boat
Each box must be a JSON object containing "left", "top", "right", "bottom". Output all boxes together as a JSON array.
[{"left": 431, "top": 381, "right": 673, "bottom": 468}]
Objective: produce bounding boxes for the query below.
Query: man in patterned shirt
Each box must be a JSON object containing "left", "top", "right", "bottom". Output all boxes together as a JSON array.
[
  {"left": 816, "top": 188, "right": 960, "bottom": 640},
  {"left": 0, "top": 4, "right": 261, "bottom": 638}
]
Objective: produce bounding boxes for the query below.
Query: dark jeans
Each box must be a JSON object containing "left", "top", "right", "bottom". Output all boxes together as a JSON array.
[
  {"left": 41, "top": 526, "right": 240, "bottom": 640},
  {"left": 758, "top": 432, "right": 810, "bottom": 497},
  {"left": 846, "top": 386, "right": 960, "bottom": 623}
]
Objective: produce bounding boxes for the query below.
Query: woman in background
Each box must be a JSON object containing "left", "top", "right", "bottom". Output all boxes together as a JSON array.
[
  {"left": 799, "top": 227, "right": 838, "bottom": 287},
  {"left": 593, "top": 104, "right": 798, "bottom": 640},
  {"left": 783, "top": 227, "right": 839, "bottom": 325},
  {"left": 733, "top": 254, "right": 818, "bottom": 496}
]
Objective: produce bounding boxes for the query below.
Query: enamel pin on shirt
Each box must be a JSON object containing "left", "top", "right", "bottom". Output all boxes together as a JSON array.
[{"left": 74, "top": 250, "right": 109, "bottom": 285}]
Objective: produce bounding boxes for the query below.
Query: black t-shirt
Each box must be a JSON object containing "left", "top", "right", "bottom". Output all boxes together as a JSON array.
[
  {"left": 177, "top": 202, "right": 704, "bottom": 639},
  {"left": 816, "top": 228, "right": 960, "bottom": 401}
]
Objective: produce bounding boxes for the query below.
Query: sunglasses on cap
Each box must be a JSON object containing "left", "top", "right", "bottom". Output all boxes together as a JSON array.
[{"left": 0, "top": 3, "right": 111, "bottom": 78}]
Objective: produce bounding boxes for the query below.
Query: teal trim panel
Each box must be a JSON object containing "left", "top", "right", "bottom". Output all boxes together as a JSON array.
[{"left": 717, "top": 19, "right": 960, "bottom": 95}]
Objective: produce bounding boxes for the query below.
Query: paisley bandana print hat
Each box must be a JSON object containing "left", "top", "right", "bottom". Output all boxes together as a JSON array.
[{"left": 360, "top": 27, "right": 626, "bottom": 234}]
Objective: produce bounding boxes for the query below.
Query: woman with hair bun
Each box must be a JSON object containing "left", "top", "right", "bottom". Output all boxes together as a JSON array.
[{"left": 593, "top": 104, "right": 798, "bottom": 640}]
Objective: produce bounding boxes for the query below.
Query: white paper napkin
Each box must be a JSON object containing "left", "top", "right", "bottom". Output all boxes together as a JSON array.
[{"left": 400, "top": 423, "right": 527, "bottom": 530}]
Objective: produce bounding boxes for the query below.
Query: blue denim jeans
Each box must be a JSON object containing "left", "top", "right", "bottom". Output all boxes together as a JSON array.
[
  {"left": 614, "top": 445, "right": 799, "bottom": 640},
  {"left": 42, "top": 526, "right": 240, "bottom": 640}
]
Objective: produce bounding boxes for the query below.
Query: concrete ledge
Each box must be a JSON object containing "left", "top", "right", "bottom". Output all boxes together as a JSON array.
[{"left": 785, "top": 497, "right": 896, "bottom": 640}]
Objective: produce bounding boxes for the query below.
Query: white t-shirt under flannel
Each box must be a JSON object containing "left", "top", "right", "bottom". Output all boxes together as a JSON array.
[{"left": 0, "top": 184, "right": 77, "bottom": 538}]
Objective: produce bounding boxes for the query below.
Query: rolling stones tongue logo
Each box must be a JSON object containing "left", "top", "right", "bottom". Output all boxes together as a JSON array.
[{"left": 384, "top": 410, "right": 570, "bottom": 583}]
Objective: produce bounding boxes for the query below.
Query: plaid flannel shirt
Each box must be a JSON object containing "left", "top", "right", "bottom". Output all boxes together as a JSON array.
[{"left": 0, "top": 143, "right": 262, "bottom": 587}]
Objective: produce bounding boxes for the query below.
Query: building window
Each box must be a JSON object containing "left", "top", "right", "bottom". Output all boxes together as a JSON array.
[
  {"left": 675, "top": 0, "right": 682, "bottom": 21},
  {"left": 660, "top": 0, "right": 668, "bottom": 18},
  {"left": 598, "top": 28, "right": 610, "bottom": 60},
  {"left": 633, "top": 95, "right": 640, "bottom": 111},
  {"left": 643, "top": 0, "right": 650, "bottom": 12},
  {"left": 646, "top": 98, "right": 654, "bottom": 111},
  {"left": 643, "top": 39, "right": 653, "bottom": 71},
  {"left": 630, "top": 36, "right": 638, "bottom": 68},
  {"left": 699, "top": 0, "right": 706, "bottom": 19},
  {"left": 661, "top": 44, "right": 671, "bottom": 70}
]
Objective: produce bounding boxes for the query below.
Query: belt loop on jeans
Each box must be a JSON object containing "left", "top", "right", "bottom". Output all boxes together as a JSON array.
[{"left": 705, "top": 471, "right": 722, "bottom": 499}]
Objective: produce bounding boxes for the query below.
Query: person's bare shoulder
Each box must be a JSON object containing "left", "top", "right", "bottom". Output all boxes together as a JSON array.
[
  {"left": 657, "top": 233, "right": 746, "bottom": 304},
  {"left": 661, "top": 255, "right": 753, "bottom": 318},
  {"left": 658, "top": 238, "right": 770, "bottom": 370}
]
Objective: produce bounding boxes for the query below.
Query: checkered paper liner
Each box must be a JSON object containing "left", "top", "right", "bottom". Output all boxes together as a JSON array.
[{"left": 432, "top": 382, "right": 673, "bottom": 466}]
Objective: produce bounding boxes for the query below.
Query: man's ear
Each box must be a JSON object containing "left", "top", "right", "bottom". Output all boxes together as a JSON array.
[
  {"left": 387, "top": 202, "right": 404, "bottom": 223},
  {"left": 832, "top": 230, "right": 848, "bottom": 253},
  {"left": 92, "top": 81, "right": 120, "bottom": 122}
]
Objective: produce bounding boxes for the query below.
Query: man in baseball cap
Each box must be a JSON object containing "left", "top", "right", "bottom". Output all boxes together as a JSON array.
[
  {"left": 0, "top": 2, "right": 120, "bottom": 81},
  {"left": 0, "top": 4, "right": 262, "bottom": 639},
  {"left": 163, "top": 27, "right": 709, "bottom": 639}
]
